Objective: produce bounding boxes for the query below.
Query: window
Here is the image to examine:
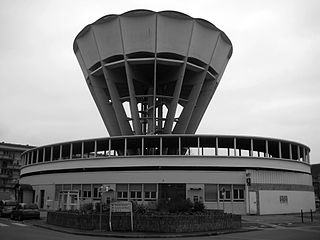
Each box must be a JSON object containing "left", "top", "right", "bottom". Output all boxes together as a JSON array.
[
  {"left": 204, "top": 184, "right": 218, "bottom": 202},
  {"left": 82, "top": 184, "right": 91, "bottom": 198},
  {"left": 129, "top": 184, "right": 142, "bottom": 201},
  {"left": 63, "top": 184, "right": 71, "bottom": 191},
  {"left": 219, "top": 185, "right": 231, "bottom": 201},
  {"left": 93, "top": 184, "right": 102, "bottom": 199},
  {"left": 72, "top": 184, "right": 81, "bottom": 199},
  {"left": 233, "top": 185, "right": 245, "bottom": 201},
  {"left": 116, "top": 184, "right": 128, "bottom": 200},
  {"left": 55, "top": 184, "right": 62, "bottom": 201},
  {"left": 144, "top": 184, "right": 157, "bottom": 201}
]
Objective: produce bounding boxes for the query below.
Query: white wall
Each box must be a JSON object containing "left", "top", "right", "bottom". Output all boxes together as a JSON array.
[
  {"left": 259, "top": 190, "right": 315, "bottom": 215},
  {"left": 20, "top": 170, "right": 246, "bottom": 185},
  {"left": 248, "top": 170, "right": 312, "bottom": 185}
]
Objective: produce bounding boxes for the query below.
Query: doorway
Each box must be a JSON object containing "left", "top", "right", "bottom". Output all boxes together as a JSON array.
[
  {"left": 40, "top": 190, "right": 45, "bottom": 209},
  {"left": 249, "top": 191, "right": 257, "bottom": 215},
  {"left": 158, "top": 183, "right": 186, "bottom": 201}
]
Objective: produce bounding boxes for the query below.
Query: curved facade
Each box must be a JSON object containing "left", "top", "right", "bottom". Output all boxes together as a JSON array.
[
  {"left": 20, "top": 134, "right": 314, "bottom": 214},
  {"left": 20, "top": 10, "right": 315, "bottom": 215}
]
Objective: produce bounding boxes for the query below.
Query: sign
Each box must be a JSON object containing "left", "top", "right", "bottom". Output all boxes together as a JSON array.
[
  {"left": 109, "top": 201, "right": 133, "bottom": 232},
  {"left": 110, "top": 201, "right": 132, "bottom": 213},
  {"left": 280, "top": 195, "right": 288, "bottom": 204}
]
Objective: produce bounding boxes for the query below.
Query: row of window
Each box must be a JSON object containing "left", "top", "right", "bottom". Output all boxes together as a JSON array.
[
  {"left": 54, "top": 183, "right": 157, "bottom": 202},
  {"left": 204, "top": 184, "right": 245, "bottom": 202},
  {"left": 54, "top": 183, "right": 245, "bottom": 202}
]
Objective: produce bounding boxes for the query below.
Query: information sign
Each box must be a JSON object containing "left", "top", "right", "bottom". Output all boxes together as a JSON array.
[{"left": 110, "top": 201, "right": 132, "bottom": 212}]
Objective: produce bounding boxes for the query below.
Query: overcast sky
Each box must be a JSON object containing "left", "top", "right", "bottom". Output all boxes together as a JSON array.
[{"left": 1, "top": 0, "right": 319, "bottom": 163}]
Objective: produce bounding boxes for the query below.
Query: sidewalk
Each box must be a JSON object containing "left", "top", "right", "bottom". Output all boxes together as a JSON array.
[
  {"left": 31, "top": 211, "right": 320, "bottom": 238},
  {"left": 242, "top": 211, "right": 320, "bottom": 229},
  {"left": 33, "top": 219, "right": 256, "bottom": 238}
]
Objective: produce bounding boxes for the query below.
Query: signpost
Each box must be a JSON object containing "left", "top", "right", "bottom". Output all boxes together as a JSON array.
[
  {"left": 109, "top": 201, "right": 133, "bottom": 232},
  {"left": 99, "top": 185, "right": 111, "bottom": 231},
  {"left": 221, "top": 187, "right": 225, "bottom": 212}
]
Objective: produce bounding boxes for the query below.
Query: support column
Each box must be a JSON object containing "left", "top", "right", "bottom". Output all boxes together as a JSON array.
[
  {"left": 234, "top": 138, "right": 237, "bottom": 156},
  {"left": 178, "top": 136, "right": 181, "bottom": 155},
  {"left": 141, "top": 137, "right": 144, "bottom": 156},
  {"left": 160, "top": 137, "right": 162, "bottom": 156},
  {"left": 94, "top": 140, "right": 97, "bottom": 157},
  {"left": 278, "top": 142, "right": 282, "bottom": 159},
  {"left": 265, "top": 140, "right": 269, "bottom": 158},
  {"left": 250, "top": 139, "right": 253, "bottom": 157},
  {"left": 36, "top": 149, "right": 39, "bottom": 163},
  {"left": 81, "top": 142, "right": 84, "bottom": 158},
  {"left": 59, "top": 145, "right": 62, "bottom": 160},
  {"left": 50, "top": 146, "right": 53, "bottom": 161},
  {"left": 289, "top": 144, "right": 292, "bottom": 160},
  {"left": 70, "top": 143, "right": 73, "bottom": 159},
  {"left": 197, "top": 137, "right": 200, "bottom": 156},
  {"left": 43, "top": 148, "right": 46, "bottom": 162},
  {"left": 124, "top": 138, "right": 127, "bottom": 157},
  {"left": 108, "top": 139, "right": 111, "bottom": 157},
  {"left": 215, "top": 137, "right": 219, "bottom": 156},
  {"left": 297, "top": 146, "right": 300, "bottom": 161}
]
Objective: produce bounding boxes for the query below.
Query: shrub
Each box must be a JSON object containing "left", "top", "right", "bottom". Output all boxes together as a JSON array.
[
  {"left": 80, "top": 203, "right": 93, "bottom": 213},
  {"left": 192, "top": 201, "right": 205, "bottom": 212},
  {"left": 132, "top": 201, "right": 148, "bottom": 214}
]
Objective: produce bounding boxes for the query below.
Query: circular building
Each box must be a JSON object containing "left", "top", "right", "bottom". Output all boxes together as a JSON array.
[{"left": 20, "top": 10, "right": 315, "bottom": 215}]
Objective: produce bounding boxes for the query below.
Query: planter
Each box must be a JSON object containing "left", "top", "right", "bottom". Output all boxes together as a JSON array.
[{"left": 47, "top": 210, "right": 241, "bottom": 233}]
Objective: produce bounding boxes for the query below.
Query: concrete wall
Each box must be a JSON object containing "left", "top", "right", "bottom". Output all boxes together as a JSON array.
[
  {"left": 20, "top": 170, "right": 246, "bottom": 185},
  {"left": 259, "top": 190, "right": 315, "bottom": 215}
]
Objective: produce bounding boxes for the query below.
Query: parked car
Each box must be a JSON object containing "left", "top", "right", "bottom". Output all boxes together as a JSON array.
[
  {"left": 0, "top": 200, "right": 17, "bottom": 217},
  {"left": 10, "top": 203, "right": 40, "bottom": 221}
]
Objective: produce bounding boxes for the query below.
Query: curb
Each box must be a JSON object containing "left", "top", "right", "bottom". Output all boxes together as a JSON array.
[{"left": 33, "top": 223, "right": 261, "bottom": 238}]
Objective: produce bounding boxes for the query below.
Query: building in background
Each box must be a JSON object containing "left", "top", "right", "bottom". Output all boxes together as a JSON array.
[
  {"left": 0, "top": 142, "right": 34, "bottom": 201},
  {"left": 311, "top": 164, "right": 320, "bottom": 208},
  {"left": 19, "top": 10, "right": 315, "bottom": 215}
]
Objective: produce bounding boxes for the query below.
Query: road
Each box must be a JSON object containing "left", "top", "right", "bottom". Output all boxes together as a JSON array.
[{"left": 1, "top": 217, "right": 320, "bottom": 240}]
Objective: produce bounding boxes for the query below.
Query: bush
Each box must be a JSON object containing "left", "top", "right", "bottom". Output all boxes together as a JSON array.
[
  {"left": 192, "top": 201, "right": 205, "bottom": 212},
  {"left": 132, "top": 202, "right": 148, "bottom": 214},
  {"left": 156, "top": 198, "right": 196, "bottom": 213},
  {"left": 80, "top": 203, "right": 93, "bottom": 213}
]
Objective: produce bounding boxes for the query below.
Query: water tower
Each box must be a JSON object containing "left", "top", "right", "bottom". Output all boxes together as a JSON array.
[{"left": 73, "top": 10, "right": 232, "bottom": 137}]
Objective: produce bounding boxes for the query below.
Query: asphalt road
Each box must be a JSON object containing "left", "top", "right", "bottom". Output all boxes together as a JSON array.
[{"left": 1, "top": 217, "right": 320, "bottom": 240}]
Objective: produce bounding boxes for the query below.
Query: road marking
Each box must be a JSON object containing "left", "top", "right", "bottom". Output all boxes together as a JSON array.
[
  {"left": 12, "top": 222, "right": 28, "bottom": 227},
  {"left": 0, "top": 223, "right": 9, "bottom": 227}
]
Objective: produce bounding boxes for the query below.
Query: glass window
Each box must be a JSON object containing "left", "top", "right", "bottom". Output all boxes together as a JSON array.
[
  {"left": 82, "top": 184, "right": 92, "bottom": 198},
  {"left": 233, "top": 185, "right": 245, "bottom": 201},
  {"left": 143, "top": 184, "right": 157, "bottom": 201},
  {"left": 93, "top": 184, "right": 102, "bottom": 199},
  {"left": 116, "top": 184, "right": 128, "bottom": 200},
  {"left": 129, "top": 184, "right": 142, "bottom": 201},
  {"left": 55, "top": 184, "right": 62, "bottom": 201},
  {"left": 204, "top": 184, "right": 218, "bottom": 202},
  {"left": 219, "top": 185, "right": 231, "bottom": 201}
]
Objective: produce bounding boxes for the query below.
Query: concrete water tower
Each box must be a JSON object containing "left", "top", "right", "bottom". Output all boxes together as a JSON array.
[{"left": 73, "top": 10, "right": 232, "bottom": 137}]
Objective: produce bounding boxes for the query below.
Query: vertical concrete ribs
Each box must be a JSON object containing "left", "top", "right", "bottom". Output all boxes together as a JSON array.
[{"left": 73, "top": 10, "right": 233, "bottom": 136}]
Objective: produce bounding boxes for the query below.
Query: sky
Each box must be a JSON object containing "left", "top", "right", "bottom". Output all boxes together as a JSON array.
[{"left": 0, "top": 0, "right": 319, "bottom": 163}]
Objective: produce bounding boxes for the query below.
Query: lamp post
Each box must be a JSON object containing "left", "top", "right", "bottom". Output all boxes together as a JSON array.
[
  {"left": 221, "top": 187, "right": 225, "bottom": 212},
  {"left": 99, "top": 185, "right": 110, "bottom": 231}
]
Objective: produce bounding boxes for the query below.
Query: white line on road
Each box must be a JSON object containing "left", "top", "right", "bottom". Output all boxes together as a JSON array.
[
  {"left": 0, "top": 223, "right": 9, "bottom": 227},
  {"left": 12, "top": 222, "right": 28, "bottom": 227}
]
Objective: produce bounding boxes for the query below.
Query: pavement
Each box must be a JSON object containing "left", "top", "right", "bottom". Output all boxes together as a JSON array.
[{"left": 29, "top": 210, "right": 320, "bottom": 238}]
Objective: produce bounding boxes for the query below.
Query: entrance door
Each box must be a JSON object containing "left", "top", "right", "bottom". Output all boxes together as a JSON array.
[
  {"left": 40, "top": 190, "right": 45, "bottom": 209},
  {"left": 249, "top": 191, "right": 257, "bottom": 214},
  {"left": 159, "top": 184, "right": 186, "bottom": 201}
]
